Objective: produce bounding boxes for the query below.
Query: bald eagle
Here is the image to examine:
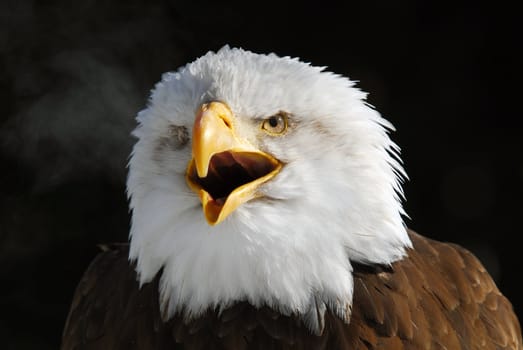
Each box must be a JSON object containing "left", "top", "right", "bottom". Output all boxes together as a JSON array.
[{"left": 62, "top": 47, "right": 522, "bottom": 349}]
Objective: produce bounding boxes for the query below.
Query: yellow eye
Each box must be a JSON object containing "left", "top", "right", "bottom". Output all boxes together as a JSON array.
[{"left": 261, "top": 113, "right": 288, "bottom": 135}]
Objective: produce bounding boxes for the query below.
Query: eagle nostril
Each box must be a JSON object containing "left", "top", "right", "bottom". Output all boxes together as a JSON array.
[{"left": 221, "top": 118, "right": 232, "bottom": 129}]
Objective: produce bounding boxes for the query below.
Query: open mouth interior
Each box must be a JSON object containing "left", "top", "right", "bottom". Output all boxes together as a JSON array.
[{"left": 188, "top": 151, "right": 278, "bottom": 203}]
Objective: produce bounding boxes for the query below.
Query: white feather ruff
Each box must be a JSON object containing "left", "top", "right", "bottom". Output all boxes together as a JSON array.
[{"left": 127, "top": 46, "right": 411, "bottom": 331}]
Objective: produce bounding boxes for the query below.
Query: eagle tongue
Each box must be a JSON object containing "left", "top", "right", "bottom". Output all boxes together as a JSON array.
[
  {"left": 207, "top": 154, "right": 228, "bottom": 183},
  {"left": 230, "top": 152, "right": 268, "bottom": 179},
  {"left": 210, "top": 151, "right": 266, "bottom": 181}
]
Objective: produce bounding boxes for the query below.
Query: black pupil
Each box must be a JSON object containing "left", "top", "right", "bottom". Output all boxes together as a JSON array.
[{"left": 269, "top": 116, "right": 279, "bottom": 128}]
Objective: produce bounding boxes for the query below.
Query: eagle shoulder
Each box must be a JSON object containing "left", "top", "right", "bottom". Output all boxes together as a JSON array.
[
  {"left": 347, "top": 229, "right": 522, "bottom": 349},
  {"left": 60, "top": 244, "right": 179, "bottom": 350}
]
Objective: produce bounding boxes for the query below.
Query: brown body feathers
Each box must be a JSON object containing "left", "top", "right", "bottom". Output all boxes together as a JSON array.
[{"left": 62, "top": 231, "right": 522, "bottom": 350}]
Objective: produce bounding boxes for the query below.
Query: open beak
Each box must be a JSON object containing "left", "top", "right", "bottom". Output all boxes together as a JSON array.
[{"left": 186, "top": 101, "right": 282, "bottom": 225}]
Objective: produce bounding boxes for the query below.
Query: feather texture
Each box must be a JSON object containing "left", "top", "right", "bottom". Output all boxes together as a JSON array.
[{"left": 61, "top": 230, "right": 522, "bottom": 350}]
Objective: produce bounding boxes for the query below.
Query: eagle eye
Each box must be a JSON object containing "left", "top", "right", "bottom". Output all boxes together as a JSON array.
[{"left": 261, "top": 113, "right": 288, "bottom": 135}]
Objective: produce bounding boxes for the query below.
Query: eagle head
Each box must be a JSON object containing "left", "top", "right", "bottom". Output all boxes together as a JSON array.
[{"left": 127, "top": 46, "right": 411, "bottom": 333}]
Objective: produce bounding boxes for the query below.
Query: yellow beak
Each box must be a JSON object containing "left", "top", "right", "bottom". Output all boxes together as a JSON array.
[{"left": 186, "top": 101, "right": 282, "bottom": 225}]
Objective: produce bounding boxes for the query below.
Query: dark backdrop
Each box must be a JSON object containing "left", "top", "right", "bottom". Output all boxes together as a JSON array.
[{"left": 1, "top": 1, "right": 521, "bottom": 348}]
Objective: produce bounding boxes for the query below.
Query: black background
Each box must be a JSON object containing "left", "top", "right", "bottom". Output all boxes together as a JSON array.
[{"left": 1, "top": 1, "right": 522, "bottom": 348}]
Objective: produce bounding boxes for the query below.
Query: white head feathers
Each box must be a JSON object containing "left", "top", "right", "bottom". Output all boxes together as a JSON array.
[{"left": 127, "top": 46, "right": 411, "bottom": 333}]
